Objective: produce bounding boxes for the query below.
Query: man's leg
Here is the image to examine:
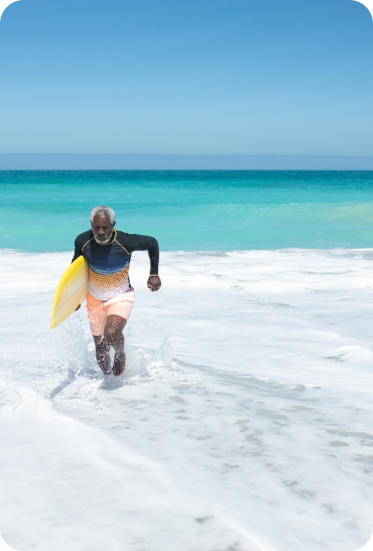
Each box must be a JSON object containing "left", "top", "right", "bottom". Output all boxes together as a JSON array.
[
  {"left": 93, "top": 335, "right": 111, "bottom": 374},
  {"left": 104, "top": 314, "right": 127, "bottom": 375},
  {"left": 87, "top": 292, "right": 111, "bottom": 374}
]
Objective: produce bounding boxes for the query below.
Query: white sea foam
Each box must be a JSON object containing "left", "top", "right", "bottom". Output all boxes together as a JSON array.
[{"left": 0, "top": 249, "right": 372, "bottom": 551}]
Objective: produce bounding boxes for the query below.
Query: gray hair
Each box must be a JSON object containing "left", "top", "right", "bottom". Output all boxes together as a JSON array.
[{"left": 90, "top": 206, "right": 116, "bottom": 225}]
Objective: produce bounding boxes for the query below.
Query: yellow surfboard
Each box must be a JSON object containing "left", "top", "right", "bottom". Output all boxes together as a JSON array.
[{"left": 51, "top": 256, "right": 88, "bottom": 329}]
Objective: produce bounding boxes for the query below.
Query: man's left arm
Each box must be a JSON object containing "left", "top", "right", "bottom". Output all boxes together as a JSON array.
[{"left": 121, "top": 233, "right": 161, "bottom": 291}]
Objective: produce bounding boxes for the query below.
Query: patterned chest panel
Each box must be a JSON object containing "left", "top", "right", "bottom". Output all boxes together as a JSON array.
[{"left": 82, "top": 235, "right": 131, "bottom": 300}]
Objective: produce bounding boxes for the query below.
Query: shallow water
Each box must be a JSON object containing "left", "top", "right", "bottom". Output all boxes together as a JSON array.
[{"left": 0, "top": 249, "right": 372, "bottom": 550}]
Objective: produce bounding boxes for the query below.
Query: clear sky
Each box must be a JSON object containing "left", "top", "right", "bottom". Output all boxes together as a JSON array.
[{"left": 0, "top": 0, "right": 372, "bottom": 158}]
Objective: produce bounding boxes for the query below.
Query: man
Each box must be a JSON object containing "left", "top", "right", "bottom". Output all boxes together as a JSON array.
[{"left": 72, "top": 205, "right": 161, "bottom": 376}]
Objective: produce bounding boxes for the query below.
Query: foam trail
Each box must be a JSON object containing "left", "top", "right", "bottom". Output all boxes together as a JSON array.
[
  {"left": 0, "top": 381, "right": 277, "bottom": 551},
  {"left": 0, "top": 249, "right": 372, "bottom": 550}
]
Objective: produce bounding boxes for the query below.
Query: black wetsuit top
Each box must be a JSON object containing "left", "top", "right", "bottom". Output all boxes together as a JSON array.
[{"left": 72, "top": 229, "right": 159, "bottom": 301}]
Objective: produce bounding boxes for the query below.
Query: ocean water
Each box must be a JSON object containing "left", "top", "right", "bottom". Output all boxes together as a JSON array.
[
  {"left": 1, "top": 170, "right": 373, "bottom": 251},
  {"left": 0, "top": 171, "right": 373, "bottom": 551}
]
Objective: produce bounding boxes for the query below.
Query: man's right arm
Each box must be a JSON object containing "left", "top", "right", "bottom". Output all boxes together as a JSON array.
[
  {"left": 72, "top": 235, "right": 84, "bottom": 311},
  {"left": 71, "top": 232, "right": 89, "bottom": 262},
  {"left": 72, "top": 238, "right": 82, "bottom": 263},
  {"left": 72, "top": 230, "right": 92, "bottom": 262}
]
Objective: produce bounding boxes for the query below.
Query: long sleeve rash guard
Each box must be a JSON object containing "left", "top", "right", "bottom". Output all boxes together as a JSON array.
[{"left": 72, "top": 229, "right": 159, "bottom": 301}]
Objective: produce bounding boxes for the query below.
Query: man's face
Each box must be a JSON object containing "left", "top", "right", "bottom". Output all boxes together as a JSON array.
[{"left": 91, "top": 214, "right": 114, "bottom": 244}]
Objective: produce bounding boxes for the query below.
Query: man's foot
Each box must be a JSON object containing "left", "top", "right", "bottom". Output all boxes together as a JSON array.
[{"left": 112, "top": 352, "right": 126, "bottom": 376}]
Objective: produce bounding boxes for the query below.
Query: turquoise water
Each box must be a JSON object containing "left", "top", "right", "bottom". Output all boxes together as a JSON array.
[{"left": 1, "top": 170, "right": 373, "bottom": 251}]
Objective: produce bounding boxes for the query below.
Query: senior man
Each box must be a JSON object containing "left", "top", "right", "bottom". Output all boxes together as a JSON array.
[{"left": 72, "top": 206, "right": 161, "bottom": 376}]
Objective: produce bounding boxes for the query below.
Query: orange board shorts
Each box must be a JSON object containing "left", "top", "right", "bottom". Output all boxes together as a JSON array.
[{"left": 86, "top": 289, "right": 135, "bottom": 336}]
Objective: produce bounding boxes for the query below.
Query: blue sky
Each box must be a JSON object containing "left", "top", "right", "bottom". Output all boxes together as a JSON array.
[{"left": 0, "top": 0, "right": 372, "bottom": 159}]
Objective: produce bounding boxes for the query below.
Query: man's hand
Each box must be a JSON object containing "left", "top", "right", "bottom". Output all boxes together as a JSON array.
[{"left": 147, "top": 275, "right": 161, "bottom": 292}]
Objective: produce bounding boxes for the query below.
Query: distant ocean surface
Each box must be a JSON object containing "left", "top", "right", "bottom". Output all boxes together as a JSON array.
[{"left": 1, "top": 170, "right": 373, "bottom": 251}]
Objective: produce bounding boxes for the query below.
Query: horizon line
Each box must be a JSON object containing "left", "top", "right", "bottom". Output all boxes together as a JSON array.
[
  {"left": 1, "top": 153, "right": 373, "bottom": 170},
  {"left": 2, "top": 153, "right": 373, "bottom": 158}
]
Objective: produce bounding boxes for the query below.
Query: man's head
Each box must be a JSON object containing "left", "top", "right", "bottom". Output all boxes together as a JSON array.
[{"left": 90, "top": 206, "right": 116, "bottom": 244}]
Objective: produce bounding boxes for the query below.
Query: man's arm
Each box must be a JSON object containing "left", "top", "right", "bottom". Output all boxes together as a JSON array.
[
  {"left": 72, "top": 237, "right": 83, "bottom": 263},
  {"left": 119, "top": 233, "right": 161, "bottom": 291},
  {"left": 72, "top": 235, "right": 84, "bottom": 310},
  {"left": 71, "top": 239, "right": 82, "bottom": 262},
  {"left": 71, "top": 231, "right": 92, "bottom": 262}
]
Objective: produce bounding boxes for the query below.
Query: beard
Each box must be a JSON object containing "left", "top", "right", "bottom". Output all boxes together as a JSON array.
[{"left": 93, "top": 233, "right": 112, "bottom": 244}]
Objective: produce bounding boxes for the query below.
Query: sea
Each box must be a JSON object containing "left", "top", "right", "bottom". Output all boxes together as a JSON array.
[{"left": 0, "top": 170, "right": 372, "bottom": 551}]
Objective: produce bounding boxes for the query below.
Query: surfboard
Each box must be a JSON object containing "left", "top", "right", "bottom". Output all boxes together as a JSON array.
[{"left": 50, "top": 255, "right": 88, "bottom": 329}]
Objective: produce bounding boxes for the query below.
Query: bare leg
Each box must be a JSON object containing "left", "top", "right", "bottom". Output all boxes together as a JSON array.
[
  {"left": 104, "top": 314, "right": 127, "bottom": 376},
  {"left": 93, "top": 335, "right": 111, "bottom": 375}
]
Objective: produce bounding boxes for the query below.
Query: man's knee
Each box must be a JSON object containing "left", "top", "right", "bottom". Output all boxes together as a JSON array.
[
  {"left": 103, "top": 327, "right": 114, "bottom": 344},
  {"left": 104, "top": 326, "right": 124, "bottom": 345},
  {"left": 104, "top": 315, "right": 126, "bottom": 345}
]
